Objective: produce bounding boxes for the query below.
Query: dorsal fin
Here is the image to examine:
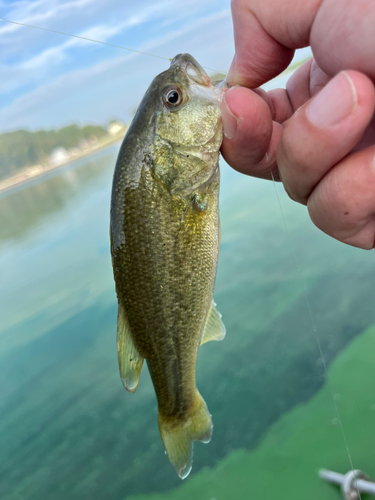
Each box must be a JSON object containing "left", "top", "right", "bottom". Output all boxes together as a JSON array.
[
  {"left": 201, "top": 301, "right": 226, "bottom": 345},
  {"left": 117, "top": 302, "right": 144, "bottom": 392}
]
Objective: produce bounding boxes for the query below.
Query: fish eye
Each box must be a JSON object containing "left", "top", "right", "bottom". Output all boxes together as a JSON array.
[{"left": 162, "top": 86, "right": 183, "bottom": 108}]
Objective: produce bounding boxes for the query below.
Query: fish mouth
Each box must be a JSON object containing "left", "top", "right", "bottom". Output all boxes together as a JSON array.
[{"left": 170, "top": 53, "right": 210, "bottom": 86}]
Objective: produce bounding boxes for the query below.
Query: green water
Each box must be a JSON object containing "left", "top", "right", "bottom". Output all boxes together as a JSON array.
[
  {"left": 0, "top": 144, "right": 374, "bottom": 500},
  {"left": 130, "top": 323, "right": 375, "bottom": 500}
]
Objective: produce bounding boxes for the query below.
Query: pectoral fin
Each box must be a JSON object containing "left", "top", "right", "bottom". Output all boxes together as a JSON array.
[
  {"left": 201, "top": 301, "right": 226, "bottom": 345},
  {"left": 117, "top": 302, "right": 144, "bottom": 393}
]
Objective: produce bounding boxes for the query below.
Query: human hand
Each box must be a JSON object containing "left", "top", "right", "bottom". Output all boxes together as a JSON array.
[{"left": 221, "top": 0, "right": 375, "bottom": 249}]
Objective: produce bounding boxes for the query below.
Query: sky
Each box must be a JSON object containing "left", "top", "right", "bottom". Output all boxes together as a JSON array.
[
  {"left": 0, "top": 0, "right": 235, "bottom": 132},
  {"left": 0, "top": 0, "right": 312, "bottom": 133}
]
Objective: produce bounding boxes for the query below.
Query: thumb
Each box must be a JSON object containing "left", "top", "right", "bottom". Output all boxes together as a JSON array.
[
  {"left": 220, "top": 86, "right": 280, "bottom": 178},
  {"left": 277, "top": 70, "right": 375, "bottom": 204}
]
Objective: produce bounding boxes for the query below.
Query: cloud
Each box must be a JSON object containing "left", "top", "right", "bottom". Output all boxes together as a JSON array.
[
  {"left": 0, "top": 0, "right": 95, "bottom": 36},
  {"left": 0, "top": 0, "right": 226, "bottom": 102},
  {"left": 19, "top": 17, "right": 150, "bottom": 71},
  {"left": 0, "top": 8, "right": 233, "bottom": 132}
]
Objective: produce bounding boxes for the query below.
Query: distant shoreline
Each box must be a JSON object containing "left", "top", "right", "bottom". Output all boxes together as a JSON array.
[{"left": 0, "top": 131, "right": 125, "bottom": 196}]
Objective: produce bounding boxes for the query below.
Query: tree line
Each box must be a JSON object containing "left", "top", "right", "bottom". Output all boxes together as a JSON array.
[{"left": 0, "top": 124, "right": 107, "bottom": 181}]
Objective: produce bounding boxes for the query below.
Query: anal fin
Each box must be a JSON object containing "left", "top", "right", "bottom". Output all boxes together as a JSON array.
[
  {"left": 201, "top": 301, "right": 226, "bottom": 345},
  {"left": 117, "top": 302, "right": 144, "bottom": 393}
]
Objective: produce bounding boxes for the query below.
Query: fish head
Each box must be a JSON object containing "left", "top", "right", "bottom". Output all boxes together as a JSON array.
[
  {"left": 124, "top": 54, "right": 224, "bottom": 196},
  {"left": 152, "top": 53, "right": 224, "bottom": 150},
  {"left": 130, "top": 54, "right": 225, "bottom": 195}
]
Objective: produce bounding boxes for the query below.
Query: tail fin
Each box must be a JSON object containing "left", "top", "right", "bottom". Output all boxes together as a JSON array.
[{"left": 158, "top": 391, "right": 213, "bottom": 479}]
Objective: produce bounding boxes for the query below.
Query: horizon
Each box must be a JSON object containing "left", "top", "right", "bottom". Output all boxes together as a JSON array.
[{"left": 0, "top": 118, "right": 124, "bottom": 134}]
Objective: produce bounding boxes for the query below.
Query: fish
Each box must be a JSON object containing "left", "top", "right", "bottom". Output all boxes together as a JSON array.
[{"left": 110, "top": 53, "right": 226, "bottom": 479}]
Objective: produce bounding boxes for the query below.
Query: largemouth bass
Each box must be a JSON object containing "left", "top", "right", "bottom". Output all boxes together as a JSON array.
[{"left": 110, "top": 53, "right": 225, "bottom": 479}]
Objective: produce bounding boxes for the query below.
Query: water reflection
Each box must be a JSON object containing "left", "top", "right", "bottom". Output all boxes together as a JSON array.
[{"left": 0, "top": 146, "right": 118, "bottom": 247}]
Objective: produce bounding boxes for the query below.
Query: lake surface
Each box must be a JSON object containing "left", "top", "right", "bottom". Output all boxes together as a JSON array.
[{"left": 1, "top": 143, "right": 374, "bottom": 500}]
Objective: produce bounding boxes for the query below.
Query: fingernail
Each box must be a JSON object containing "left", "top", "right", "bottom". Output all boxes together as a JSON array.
[
  {"left": 308, "top": 72, "right": 357, "bottom": 128},
  {"left": 372, "top": 154, "right": 375, "bottom": 174},
  {"left": 221, "top": 92, "right": 238, "bottom": 140},
  {"left": 226, "top": 57, "right": 236, "bottom": 86}
]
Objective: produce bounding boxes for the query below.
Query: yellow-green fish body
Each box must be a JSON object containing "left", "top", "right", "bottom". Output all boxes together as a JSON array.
[{"left": 110, "top": 54, "right": 225, "bottom": 478}]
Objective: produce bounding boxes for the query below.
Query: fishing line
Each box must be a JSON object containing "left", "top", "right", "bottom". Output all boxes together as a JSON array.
[
  {"left": 0, "top": 18, "right": 170, "bottom": 61},
  {"left": 270, "top": 171, "right": 361, "bottom": 499},
  {"left": 0, "top": 18, "right": 226, "bottom": 74}
]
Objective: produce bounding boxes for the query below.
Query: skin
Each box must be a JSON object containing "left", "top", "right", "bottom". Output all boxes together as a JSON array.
[
  {"left": 110, "top": 54, "right": 223, "bottom": 477},
  {"left": 221, "top": 0, "right": 375, "bottom": 249}
]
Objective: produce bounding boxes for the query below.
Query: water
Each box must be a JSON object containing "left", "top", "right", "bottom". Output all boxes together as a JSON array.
[{"left": 1, "top": 143, "right": 375, "bottom": 500}]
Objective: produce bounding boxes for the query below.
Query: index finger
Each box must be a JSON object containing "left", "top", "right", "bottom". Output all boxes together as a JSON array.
[
  {"left": 227, "top": 0, "right": 320, "bottom": 87},
  {"left": 228, "top": 0, "right": 375, "bottom": 87}
]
